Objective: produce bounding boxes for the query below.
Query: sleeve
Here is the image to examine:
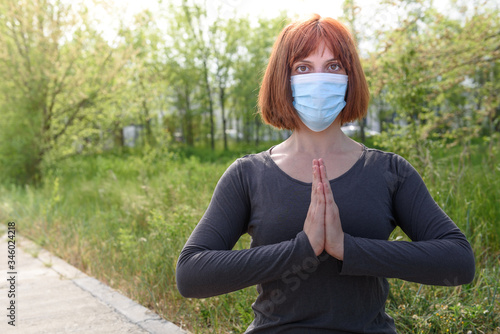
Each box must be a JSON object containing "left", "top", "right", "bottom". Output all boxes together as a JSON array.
[
  {"left": 340, "top": 155, "right": 475, "bottom": 286},
  {"left": 175, "top": 158, "right": 318, "bottom": 298}
]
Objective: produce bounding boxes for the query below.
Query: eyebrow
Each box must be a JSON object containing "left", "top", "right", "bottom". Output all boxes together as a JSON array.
[{"left": 295, "top": 58, "right": 340, "bottom": 64}]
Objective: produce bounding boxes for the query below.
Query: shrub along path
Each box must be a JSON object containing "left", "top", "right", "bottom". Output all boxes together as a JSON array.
[{"left": 0, "top": 231, "right": 187, "bottom": 334}]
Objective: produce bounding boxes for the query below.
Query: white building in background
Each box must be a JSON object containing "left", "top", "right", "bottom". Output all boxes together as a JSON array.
[
  {"left": 123, "top": 125, "right": 143, "bottom": 147},
  {"left": 341, "top": 105, "right": 380, "bottom": 138}
]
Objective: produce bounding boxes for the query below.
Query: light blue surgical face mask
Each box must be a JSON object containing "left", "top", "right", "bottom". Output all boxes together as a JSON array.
[{"left": 291, "top": 73, "right": 348, "bottom": 132}]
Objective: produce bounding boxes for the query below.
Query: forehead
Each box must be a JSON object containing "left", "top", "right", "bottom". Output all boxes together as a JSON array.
[
  {"left": 289, "top": 34, "right": 341, "bottom": 66},
  {"left": 301, "top": 41, "right": 335, "bottom": 60}
]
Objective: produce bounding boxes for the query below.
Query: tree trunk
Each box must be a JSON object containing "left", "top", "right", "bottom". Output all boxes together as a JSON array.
[
  {"left": 184, "top": 85, "right": 194, "bottom": 146},
  {"left": 219, "top": 85, "right": 227, "bottom": 150},
  {"left": 358, "top": 118, "right": 366, "bottom": 143},
  {"left": 202, "top": 59, "right": 215, "bottom": 151},
  {"left": 254, "top": 118, "right": 261, "bottom": 146},
  {"left": 142, "top": 100, "right": 155, "bottom": 146},
  {"left": 114, "top": 122, "right": 124, "bottom": 147}
]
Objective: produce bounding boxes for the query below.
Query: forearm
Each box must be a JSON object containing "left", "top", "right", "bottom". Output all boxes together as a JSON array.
[
  {"left": 176, "top": 231, "right": 318, "bottom": 298},
  {"left": 340, "top": 232, "right": 475, "bottom": 285}
]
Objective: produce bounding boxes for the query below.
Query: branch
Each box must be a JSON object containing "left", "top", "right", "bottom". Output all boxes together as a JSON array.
[{"left": 51, "top": 92, "right": 97, "bottom": 144}]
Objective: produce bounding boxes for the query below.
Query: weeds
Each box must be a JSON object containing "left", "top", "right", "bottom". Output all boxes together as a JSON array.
[{"left": 0, "top": 140, "right": 498, "bottom": 333}]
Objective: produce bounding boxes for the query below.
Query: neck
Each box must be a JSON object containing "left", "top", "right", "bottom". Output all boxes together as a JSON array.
[{"left": 285, "top": 121, "right": 357, "bottom": 157}]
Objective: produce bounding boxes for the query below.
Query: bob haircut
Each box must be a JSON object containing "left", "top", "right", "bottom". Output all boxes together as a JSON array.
[{"left": 259, "top": 14, "right": 370, "bottom": 130}]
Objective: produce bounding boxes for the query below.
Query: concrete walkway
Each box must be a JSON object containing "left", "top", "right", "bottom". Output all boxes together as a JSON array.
[{"left": 0, "top": 231, "right": 188, "bottom": 333}]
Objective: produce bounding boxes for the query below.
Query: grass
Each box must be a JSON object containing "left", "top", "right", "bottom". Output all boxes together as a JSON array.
[{"left": 0, "top": 138, "right": 499, "bottom": 333}]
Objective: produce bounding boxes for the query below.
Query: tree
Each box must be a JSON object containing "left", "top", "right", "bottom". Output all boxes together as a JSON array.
[
  {"left": 158, "top": 0, "right": 208, "bottom": 147},
  {"left": 230, "top": 14, "right": 288, "bottom": 145},
  {"left": 0, "top": 0, "right": 135, "bottom": 184},
  {"left": 211, "top": 16, "right": 241, "bottom": 150},
  {"left": 163, "top": 1, "right": 288, "bottom": 149},
  {"left": 176, "top": 0, "right": 217, "bottom": 150},
  {"left": 367, "top": 0, "right": 500, "bottom": 164},
  {"left": 342, "top": 0, "right": 367, "bottom": 142},
  {"left": 117, "top": 9, "right": 167, "bottom": 148}
]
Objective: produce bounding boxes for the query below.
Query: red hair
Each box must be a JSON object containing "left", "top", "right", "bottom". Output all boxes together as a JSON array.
[{"left": 258, "top": 14, "right": 369, "bottom": 129}]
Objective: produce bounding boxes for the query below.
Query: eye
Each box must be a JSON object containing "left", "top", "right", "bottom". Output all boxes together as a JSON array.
[
  {"left": 296, "top": 65, "right": 308, "bottom": 73},
  {"left": 328, "top": 63, "right": 342, "bottom": 72}
]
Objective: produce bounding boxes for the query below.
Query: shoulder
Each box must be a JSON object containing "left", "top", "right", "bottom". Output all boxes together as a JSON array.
[
  {"left": 220, "top": 150, "right": 272, "bottom": 181},
  {"left": 215, "top": 150, "right": 273, "bottom": 197},
  {"left": 238, "top": 150, "right": 269, "bottom": 166},
  {"left": 364, "top": 147, "right": 401, "bottom": 163},
  {"left": 231, "top": 150, "right": 272, "bottom": 173},
  {"left": 365, "top": 149, "right": 424, "bottom": 197},
  {"left": 364, "top": 147, "right": 415, "bottom": 171},
  {"left": 362, "top": 147, "right": 422, "bottom": 188}
]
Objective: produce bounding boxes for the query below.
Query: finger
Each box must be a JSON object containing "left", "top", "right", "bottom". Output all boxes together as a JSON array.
[
  {"left": 314, "top": 159, "right": 322, "bottom": 173},
  {"left": 313, "top": 160, "right": 320, "bottom": 182},
  {"left": 304, "top": 170, "right": 326, "bottom": 256},
  {"left": 313, "top": 159, "right": 323, "bottom": 193},
  {"left": 318, "top": 158, "right": 329, "bottom": 180},
  {"left": 316, "top": 181, "right": 326, "bottom": 216},
  {"left": 308, "top": 179, "right": 324, "bottom": 220},
  {"left": 319, "top": 158, "right": 331, "bottom": 185},
  {"left": 319, "top": 165, "right": 334, "bottom": 199},
  {"left": 318, "top": 161, "right": 339, "bottom": 218},
  {"left": 321, "top": 165, "right": 339, "bottom": 229},
  {"left": 311, "top": 163, "right": 320, "bottom": 202}
]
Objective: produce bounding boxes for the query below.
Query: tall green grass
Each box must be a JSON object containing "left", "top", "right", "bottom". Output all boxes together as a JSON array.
[{"left": 0, "top": 140, "right": 498, "bottom": 333}]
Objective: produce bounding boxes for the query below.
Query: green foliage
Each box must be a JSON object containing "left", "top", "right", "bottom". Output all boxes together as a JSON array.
[
  {"left": 1, "top": 141, "right": 499, "bottom": 333},
  {"left": 0, "top": 101, "right": 42, "bottom": 184},
  {"left": 388, "top": 273, "right": 499, "bottom": 333},
  {"left": 229, "top": 14, "right": 288, "bottom": 146},
  {"left": 0, "top": 0, "right": 136, "bottom": 184},
  {"left": 368, "top": 0, "right": 500, "bottom": 168},
  {"left": 1, "top": 0, "right": 499, "bottom": 185}
]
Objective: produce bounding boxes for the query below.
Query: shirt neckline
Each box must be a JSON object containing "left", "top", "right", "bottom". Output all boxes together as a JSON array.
[{"left": 263, "top": 144, "right": 367, "bottom": 186}]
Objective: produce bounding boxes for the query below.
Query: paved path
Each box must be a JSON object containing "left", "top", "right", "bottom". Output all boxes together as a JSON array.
[{"left": 0, "top": 231, "right": 188, "bottom": 333}]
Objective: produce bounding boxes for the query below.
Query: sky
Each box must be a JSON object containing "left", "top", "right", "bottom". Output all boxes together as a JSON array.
[
  {"left": 100, "top": 0, "right": 449, "bottom": 52},
  {"left": 98, "top": 0, "right": 499, "bottom": 52},
  {"left": 110, "top": 0, "right": 465, "bottom": 21},
  {"left": 103, "top": 0, "right": 477, "bottom": 36},
  {"left": 111, "top": 0, "right": 443, "bottom": 19},
  {"left": 119, "top": 0, "right": 360, "bottom": 19}
]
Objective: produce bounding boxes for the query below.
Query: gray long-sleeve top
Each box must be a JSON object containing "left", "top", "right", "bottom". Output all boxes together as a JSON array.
[{"left": 176, "top": 146, "right": 475, "bottom": 333}]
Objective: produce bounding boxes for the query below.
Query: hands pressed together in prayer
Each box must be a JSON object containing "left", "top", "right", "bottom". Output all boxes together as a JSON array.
[{"left": 303, "top": 159, "right": 345, "bottom": 260}]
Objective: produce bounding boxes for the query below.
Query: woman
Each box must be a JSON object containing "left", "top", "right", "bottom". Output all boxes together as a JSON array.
[{"left": 176, "top": 14, "right": 475, "bottom": 333}]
